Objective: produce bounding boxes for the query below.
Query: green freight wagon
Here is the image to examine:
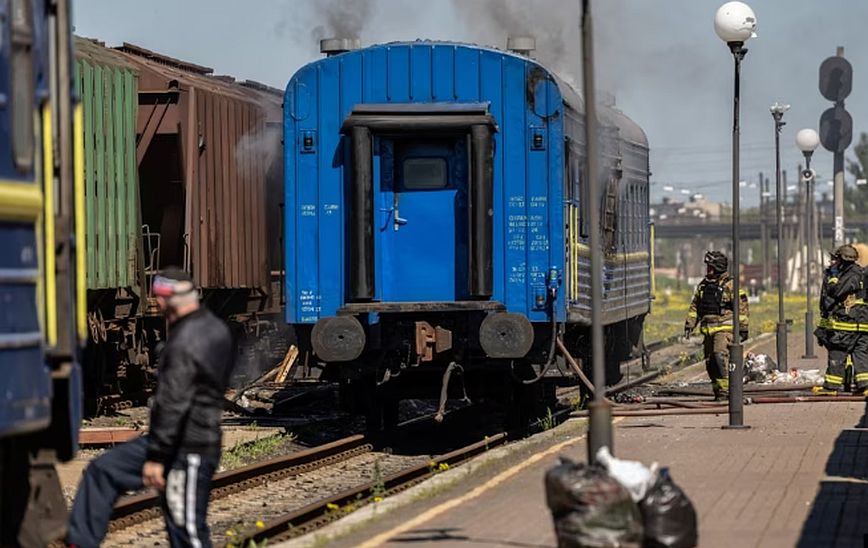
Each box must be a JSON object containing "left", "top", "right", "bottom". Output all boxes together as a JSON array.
[{"left": 73, "top": 38, "right": 284, "bottom": 413}]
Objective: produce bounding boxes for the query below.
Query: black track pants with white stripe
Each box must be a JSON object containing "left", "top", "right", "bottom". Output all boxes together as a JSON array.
[
  {"left": 67, "top": 436, "right": 217, "bottom": 547},
  {"left": 161, "top": 452, "right": 217, "bottom": 548}
]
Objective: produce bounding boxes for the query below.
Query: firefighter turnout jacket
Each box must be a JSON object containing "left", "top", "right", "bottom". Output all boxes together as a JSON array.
[
  {"left": 685, "top": 272, "right": 749, "bottom": 336},
  {"left": 817, "top": 261, "right": 868, "bottom": 333}
]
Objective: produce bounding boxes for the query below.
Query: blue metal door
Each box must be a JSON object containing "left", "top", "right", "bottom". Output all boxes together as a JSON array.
[{"left": 376, "top": 137, "right": 468, "bottom": 302}]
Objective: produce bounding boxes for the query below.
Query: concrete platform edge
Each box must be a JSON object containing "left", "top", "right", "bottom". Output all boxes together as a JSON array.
[{"left": 277, "top": 418, "right": 590, "bottom": 548}]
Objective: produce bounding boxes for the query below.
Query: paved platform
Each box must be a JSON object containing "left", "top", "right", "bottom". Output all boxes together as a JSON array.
[{"left": 306, "top": 335, "right": 868, "bottom": 548}]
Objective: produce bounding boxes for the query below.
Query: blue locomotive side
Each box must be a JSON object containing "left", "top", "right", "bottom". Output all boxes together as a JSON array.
[
  {"left": 0, "top": 0, "right": 85, "bottom": 542},
  {"left": 0, "top": 0, "right": 53, "bottom": 438}
]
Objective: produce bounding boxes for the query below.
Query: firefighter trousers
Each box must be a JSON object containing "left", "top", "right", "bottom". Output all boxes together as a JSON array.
[
  {"left": 703, "top": 331, "right": 733, "bottom": 394},
  {"left": 824, "top": 330, "right": 868, "bottom": 391}
]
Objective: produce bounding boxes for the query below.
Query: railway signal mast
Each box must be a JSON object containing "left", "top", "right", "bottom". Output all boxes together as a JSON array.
[{"left": 818, "top": 48, "right": 853, "bottom": 247}]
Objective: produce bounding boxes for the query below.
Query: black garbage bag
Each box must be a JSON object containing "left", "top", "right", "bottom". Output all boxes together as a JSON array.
[
  {"left": 638, "top": 468, "right": 697, "bottom": 548},
  {"left": 545, "top": 457, "right": 643, "bottom": 548}
]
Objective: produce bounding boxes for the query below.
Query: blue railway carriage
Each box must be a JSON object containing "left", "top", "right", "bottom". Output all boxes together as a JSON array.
[
  {"left": 284, "top": 40, "right": 650, "bottom": 427},
  {"left": 0, "top": 0, "right": 85, "bottom": 544}
]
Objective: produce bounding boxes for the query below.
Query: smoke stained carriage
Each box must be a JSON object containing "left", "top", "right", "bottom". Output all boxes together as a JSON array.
[{"left": 284, "top": 39, "right": 651, "bottom": 427}]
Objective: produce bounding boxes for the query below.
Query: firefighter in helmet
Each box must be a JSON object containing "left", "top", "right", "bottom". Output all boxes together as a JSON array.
[
  {"left": 683, "top": 251, "right": 750, "bottom": 398},
  {"left": 815, "top": 244, "right": 868, "bottom": 394}
]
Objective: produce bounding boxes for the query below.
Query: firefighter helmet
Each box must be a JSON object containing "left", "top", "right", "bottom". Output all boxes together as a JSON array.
[
  {"left": 704, "top": 251, "right": 728, "bottom": 273},
  {"left": 833, "top": 244, "right": 859, "bottom": 263}
]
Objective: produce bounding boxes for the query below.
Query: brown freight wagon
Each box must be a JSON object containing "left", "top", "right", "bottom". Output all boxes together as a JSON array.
[{"left": 75, "top": 38, "right": 284, "bottom": 411}]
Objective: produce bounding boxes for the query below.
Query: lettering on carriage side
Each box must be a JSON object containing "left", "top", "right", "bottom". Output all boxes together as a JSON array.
[
  {"left": 508, "top": 196, "right": 525, "bottom": 208},
  {"left": 529, "top": 264, "right": 546, "bottom": 283},
  {"left": 301, "top": 204, "right": 317, "bottom": 217},
  {"left": 323, "top": 204, "right": 339, "bottom": 215},
  {"left": 530, "top": 196, "right": 547, "bottom": 208},
  {"left": 530, "top": 233, "right": 549, "bottom": 251},
  {"left": 508, "top": 262, "right": 527, "bottom": 284},
  {"left": 299, "top": 290, "right": 322, "bottom": 314},
  {"left": 507, "top": 213, "right": 528, "bottom": 251},
  {"left": 528, "top": 214, "right": 544, "bottom": 235}
]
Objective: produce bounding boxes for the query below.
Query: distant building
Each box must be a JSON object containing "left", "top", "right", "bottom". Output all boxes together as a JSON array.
[{"left": 650, "top": 195, "right": 722, "bottom": 223}]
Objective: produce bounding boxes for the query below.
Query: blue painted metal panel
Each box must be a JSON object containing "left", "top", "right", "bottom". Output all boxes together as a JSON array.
[
  {"left": 376, "top": 138, "right": 467, "bottom": 302},
  {"left": 0, "top": 222, "right": 49, "bottom": 438},
  {"left": 0, "top": 347, "right": 51, "bottom": 438},
  {"left": 284, "top": 42, "right": 568, "bottom": 324}
]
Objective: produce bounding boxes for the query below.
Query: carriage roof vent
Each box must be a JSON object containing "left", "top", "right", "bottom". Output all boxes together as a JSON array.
[
  {"left": 506, "top": 36, "right": 536, "bottom": 56},
  {"left": 320, "top": 38, "right": 361, "bottom": 57}
]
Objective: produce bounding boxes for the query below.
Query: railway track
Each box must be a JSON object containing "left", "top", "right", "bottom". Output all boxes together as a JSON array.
[
  {"left": 225, "top": 432, "right": 508, "bottom": 547},
  {"left": 101, "top": 403, "right": 506, "bottom": 546},
  {"left": 106, "top": 435, "right": 372, "bottom": 539}
]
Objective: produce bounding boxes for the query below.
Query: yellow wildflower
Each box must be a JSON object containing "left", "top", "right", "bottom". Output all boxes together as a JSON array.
[
  {"left": 255, "top": 520, "right": 265, "bottom": 529},
  {"left": 439, "top": 462, "right": 450, "bottom": 471},
  {"left": 326, "top": 502, "right": 339, "bottom": 511},
  {"left": 373, "top": 496, "right": 383, "bottom": 503}
]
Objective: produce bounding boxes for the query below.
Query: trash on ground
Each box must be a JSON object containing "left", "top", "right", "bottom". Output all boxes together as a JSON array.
[
  {"left": 744, "top": 352, "right": 823, "bottom": 385},
  {"left": 639, "top": 467, "right": 698, "bottom": 548},
  {"left": 545, "top": 457, "right": 643, "bottom": 548},
  {"left": 596, "top": 446, "right": 659, "bottom": 502}
]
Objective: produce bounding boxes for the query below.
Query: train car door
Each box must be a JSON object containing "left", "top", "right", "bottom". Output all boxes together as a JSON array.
[{"left": 376, "top": 136, "right": 468, "bottom": 302}]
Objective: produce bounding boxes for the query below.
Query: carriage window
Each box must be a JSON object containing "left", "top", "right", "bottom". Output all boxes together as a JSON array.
[
  {"left": 402, "top": 157, "right": 447, "bottom": 189},
  {"left": 10, "top": 0, "right": 34, "bottom": 172}
]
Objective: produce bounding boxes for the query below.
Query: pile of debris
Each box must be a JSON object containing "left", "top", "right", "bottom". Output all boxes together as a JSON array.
[{"left": 744, "top": 353, "right": 823, "bottom": 385}]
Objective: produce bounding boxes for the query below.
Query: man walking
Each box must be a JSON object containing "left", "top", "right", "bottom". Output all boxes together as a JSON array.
[
  {"left": 683, "top": 251, "right": 749, "bottom": 399},
  {"left": 68, "top": 268, "right": 234, "bottom": 547},
  {"left": 815, "top": 245, "right": 868, "bottom": 394}
]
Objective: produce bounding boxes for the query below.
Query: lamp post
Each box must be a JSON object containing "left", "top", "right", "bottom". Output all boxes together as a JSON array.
[
  {"left": 770, "top": 104, "right": 789, "bottom": 372},
  {"left": 796, "top": 128, "right": 820, "bottom": 359},
  {"left": 715, "top": 1, "right": 756, "bottom": 429},
  {"left": 581, "top": 0, "right": 612, "bottom": 461}
]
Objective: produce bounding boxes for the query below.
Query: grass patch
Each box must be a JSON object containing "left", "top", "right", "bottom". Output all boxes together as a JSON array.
[{"left": 220, "top": 432, "right": 297, "bottom": 471}]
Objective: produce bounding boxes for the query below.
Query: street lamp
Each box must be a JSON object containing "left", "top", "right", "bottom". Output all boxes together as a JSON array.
[
  {"left": 580, "top": 0, "right": 612, "bottom": 461},
  {"left": 715, "top": 1, "right": 756, "bottom": 429},
  {"left": 796, "top": 128, "right": 820, "bottom": 359},
  {"left": 770, "top": 103, "right": 789, "bottom": 373}
]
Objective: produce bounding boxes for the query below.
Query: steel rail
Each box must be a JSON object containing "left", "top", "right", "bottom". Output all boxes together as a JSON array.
[
  {"left": 108, "top": 434, "right": 371, "bottom": 532},
  {"left": 225, "top": 432, "right": 510, "bottom": 547}
]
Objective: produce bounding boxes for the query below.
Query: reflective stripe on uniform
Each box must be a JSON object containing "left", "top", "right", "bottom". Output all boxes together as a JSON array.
[
  {"left": 820, "top": 317, "right": 868, "bottom": 332},
  {"left": 825, "top": 374, "right": 845, "bottom": 384},
  {"left": 855, "top": 372, "right": 868, "bottom": 382},
  {"left": 700, "top": 324, "right": 733, "bottom": 335}
]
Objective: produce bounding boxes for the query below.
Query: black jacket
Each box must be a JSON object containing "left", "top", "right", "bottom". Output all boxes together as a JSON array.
[
  {"left": 821, "top": 262, "right": 867, "bottom": 324},
  {"left": 146, "top": 308, "right": 234, "bottom": 462}
]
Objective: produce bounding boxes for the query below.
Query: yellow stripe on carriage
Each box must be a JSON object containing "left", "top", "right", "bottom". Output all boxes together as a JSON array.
[
  {"left": 42, "top": 104, "right": 57, "bottom": 347},
  {"left": 74, "top": 102, "right": 87, "bottom": 342},
  {"left": 0, "top": 180, "right": 43, "bottom": 222}
]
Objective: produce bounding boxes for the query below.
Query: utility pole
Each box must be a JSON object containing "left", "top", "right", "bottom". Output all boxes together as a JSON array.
[
  {"left": 581, "top": 0, "right": 612, "bottom": 460},
  {"left": 758, "top": 172, "right": 766, "bottom": 289},
  {"left": 763, "top": 174, "right": 771, "bottom": 289}
]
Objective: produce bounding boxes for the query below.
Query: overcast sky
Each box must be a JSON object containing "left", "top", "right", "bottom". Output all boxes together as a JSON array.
[{"left": 73, "top": 0, "right": 868, "bottom": 206}]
